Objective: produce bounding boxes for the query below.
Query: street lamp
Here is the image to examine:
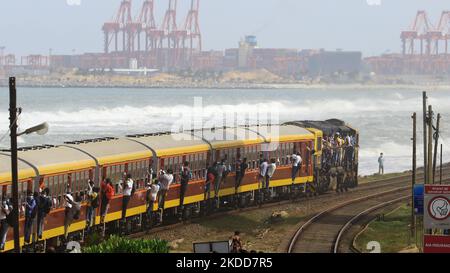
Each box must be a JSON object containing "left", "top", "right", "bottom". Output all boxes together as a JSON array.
[{"left": 9, "top": 77, "right": 49, "bottom": 253}]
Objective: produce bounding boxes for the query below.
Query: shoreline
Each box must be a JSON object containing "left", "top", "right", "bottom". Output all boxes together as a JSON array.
[{"left": 1, "top": 82, "right": 450, "bottom": 91}]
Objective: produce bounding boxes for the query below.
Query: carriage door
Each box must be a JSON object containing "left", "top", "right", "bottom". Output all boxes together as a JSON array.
[{"left": 300, "top": 142, "right": 307, "bottom": 176}]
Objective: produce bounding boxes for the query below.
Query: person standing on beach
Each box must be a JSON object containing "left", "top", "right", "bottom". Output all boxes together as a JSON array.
[{"left": 378, "top": 153, "right": 384, "bottom": 175}]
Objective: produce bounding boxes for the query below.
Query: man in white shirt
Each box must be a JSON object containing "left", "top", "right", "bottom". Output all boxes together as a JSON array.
[
  {"left": 291, "top": 152, "right": 302, "bottom": 182},
  {"left": 145, "top": 180, "right": 160, "bottom": 227},
  {"left": 265, "top": 158, "right": 277, "bottom": 190},
  {"left": 259, "top": 159, "right": 268, "bottom": 188},
  {"left": 378, "top": 153, "right": 385, "bottom": 175},
  {"left": 121, "top": 173, "right": 134, "bottom": 221},
  {"left": 158, "top": 169, "right": 174, "bottom": 210}
]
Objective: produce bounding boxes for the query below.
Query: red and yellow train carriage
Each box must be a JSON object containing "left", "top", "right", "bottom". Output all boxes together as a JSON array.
[{"left": 0, "top": 120, "right": 357, "bottom": 252}]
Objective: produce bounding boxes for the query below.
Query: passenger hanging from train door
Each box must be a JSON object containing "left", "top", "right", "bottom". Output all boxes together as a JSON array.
[
  {"left": 0, "top": 197, "right": 12, "bottom": 251},
  {"left": 179, "top": 161, "right": 192, "bottom": 217},
  {"left": 258, "top": 159, "right": 268, "bottom": 204},
  {"left": 157, "top": 169, "right": 174, "bottom": 215},
  {"left": 145, "top": 178, "right": 160, "bottom": 228},
  {"left": 238, "top": 157, "right": 248, "bottom": 187},
  {"left": 344, "top": 134, "right": 354, "bottom": 170},
  {"left": 214, "top": 159, "right": 227, "bottom": 208},
  {"left": 63, "top": 192, "right": 81, "bottom": 243},
  {"left": 24, "top": 190, "right": 37, "bottom": 246},
  {"left": 291, "top": 152, "right": 302, "bottom": 183},
  {"left": 85, "top": 182, "right": 99, "bottom": 234},
  {"left": 265, "top": 158, "right": 277, "bottom": 199},
  {"left": 204, "top": 163, "right": 216, "bottom": 211},
  {"left": 100, "top": 178, "right": 114, "bottom": 226},
  {"left": 120, "top": 173, "right": 134, "bottom": 227},
  {"left": 37, "top": 188, "right": 52, "bottom": 240},
  {"left": 234, "top": 154, "right": 242, "bottom": 190}
]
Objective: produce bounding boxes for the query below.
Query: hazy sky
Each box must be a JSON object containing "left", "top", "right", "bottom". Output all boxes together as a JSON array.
[{"left": 0, "top": 0, "right": 447, "bottom": 57}]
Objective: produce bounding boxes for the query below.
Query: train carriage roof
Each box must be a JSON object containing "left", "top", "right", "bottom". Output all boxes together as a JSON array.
[
  {"left": 16, "top": 146, "right": 96, "bottom": 176},
  {"left": 64, "top": 138, "right": 151, "bottom": 165},
  {"left": 127, "top": 132, "right": 210, "bottom": 157},
  {"left": 0, "top": 153, "right": 39, "bottom": 184},
  {"left": 193, "top": 127, "right": 265, "bottom": 149},
  {"left": 284, "top": 119, "right": 356, "bottom": 136},
  {"left": 247, "top": 125, "right": 315, "bottom": 142}
]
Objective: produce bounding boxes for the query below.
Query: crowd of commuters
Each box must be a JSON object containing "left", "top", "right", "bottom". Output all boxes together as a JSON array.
[
  {"left": 0, "top": 145, "right": 315, "bottom": 252},
  {"left": 322, "top": 132, "right": 356, "bottom": 169}
]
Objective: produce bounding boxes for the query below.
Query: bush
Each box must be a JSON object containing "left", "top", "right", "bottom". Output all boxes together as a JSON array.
[{"left": 83, "top": 235, "right": 170, "bottom": 253}]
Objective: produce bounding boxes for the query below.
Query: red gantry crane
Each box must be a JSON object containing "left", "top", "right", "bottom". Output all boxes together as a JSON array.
[
  {"left": 436, "top": 11, "right": 450, "bottom": 54},
  {"left": 401, "top": 10, "right": 434, "bottom": 56},
  {"left": 184, "top": 0, "right": 202, "bottom": 61},
  {"left": 102, "top": 0, "right": 133, "bottom": 54}
]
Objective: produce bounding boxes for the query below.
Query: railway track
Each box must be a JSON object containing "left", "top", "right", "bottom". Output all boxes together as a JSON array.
[
  {"left": 129, "top": 167, "right": 450, "bottom": 241},
  {"left": 287, "top": 180, "right": 450, "bottom": 253},
  {"left": 287, "top": 187, "right": 411, "bottom": 253}
]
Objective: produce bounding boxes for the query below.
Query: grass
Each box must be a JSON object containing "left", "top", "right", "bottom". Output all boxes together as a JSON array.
[
  {"left": 358, "top": 171, "right": 411, "bottom": 184},
  {"left": 355, "top": 204, "right": 421, "bottom": 253},
  {"left": 83, "top": 235, "right": 170, "bottom": 253}
]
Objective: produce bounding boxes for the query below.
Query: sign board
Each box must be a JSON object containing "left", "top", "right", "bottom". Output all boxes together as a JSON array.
[
  {"left": 424, "top": 185, "right": 450, "bottom": 229},
  {"left": 424, "top": 235, "right": 450, "bottom": 253},
  {"left": 413, "top": 184, "right": 424, "bottom": 215},
  {"left": 193, "top": 241, "right": 230, "bottom": 253}
]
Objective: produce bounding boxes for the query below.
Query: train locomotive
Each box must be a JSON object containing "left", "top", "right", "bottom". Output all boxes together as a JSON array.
[{"left": 0, "top": 119, "right": 358, "bottom": 252}]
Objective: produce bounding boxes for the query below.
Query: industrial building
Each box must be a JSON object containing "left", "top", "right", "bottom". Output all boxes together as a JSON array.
[{"left": 0, "top": 0, "right": 363, "bottom": 79}]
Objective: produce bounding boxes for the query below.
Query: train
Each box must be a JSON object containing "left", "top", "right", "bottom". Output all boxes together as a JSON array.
[{"left": 0, "top": 119, "right": 358, "bottom": 252}]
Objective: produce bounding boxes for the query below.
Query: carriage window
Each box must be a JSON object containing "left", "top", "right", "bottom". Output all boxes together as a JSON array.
[{"left": 104, "top": 164, "right": 126, "bottom": 194}]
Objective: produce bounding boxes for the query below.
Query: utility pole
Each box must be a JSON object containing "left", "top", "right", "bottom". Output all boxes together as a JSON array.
[
  {"left": 411, "top": 112, "right": 417, "bottom": 240},
  {"left": 432, "top": 113, "right": 440, "bottom": 184},
  {"left": 440, "top": 144, "right": 443, "bottom": 185},
  {"left": 427, "top": 105, "right": 433, "bottom": 185},
  {"left": 9, "top": 77, "right": 21, "bottom": 253},
  {"left": 422, "top": 92, "right": 427, "bottom": 185}
]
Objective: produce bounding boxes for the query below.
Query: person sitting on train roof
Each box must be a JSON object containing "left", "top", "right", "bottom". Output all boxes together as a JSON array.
[
  {"left": 291, "top": 152, "right": 302, "bottom": 182},
  {"left": 100, "top": 178, "right": 115, "bottom": 225},
  {"left": 157, "top": 169, "right": 174, "bottom": 211},
  {"left": 120, "top": 173, "right": 134, "bottom": 222},
  {"left": 37, "top": 188, "right": 52, "bottom": 240},
  {"left": 24, "top": 190, "right": 37, "bottom": 245}
]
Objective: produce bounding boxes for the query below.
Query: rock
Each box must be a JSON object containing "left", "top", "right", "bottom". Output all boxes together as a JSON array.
[
  {"left": 169, "top": 238, "right": 184, "bottom": 250},
  {"left": 269, "top": 210, "right": 289, "bottom": 223}
]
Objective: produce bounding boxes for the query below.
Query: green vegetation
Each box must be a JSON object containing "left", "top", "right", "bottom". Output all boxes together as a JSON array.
[
  {"left": 83, "top": 235, "right": 170, "bottom": 253},
  {"left": 355, "top": 204, "right": 421, "bottom": 253}
]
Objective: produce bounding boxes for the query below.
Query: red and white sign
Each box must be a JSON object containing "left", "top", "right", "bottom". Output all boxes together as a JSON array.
[
  {"left": 424, "top": 185, "right": 450, "bottom": 229},
  {"left": 424, "top": 235, "right": 450, "bottom": 253}
]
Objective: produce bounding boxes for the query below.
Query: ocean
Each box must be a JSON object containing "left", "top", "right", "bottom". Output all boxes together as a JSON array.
[{"left": 0, "top": 87, "right": 449, "bottom": 176}]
